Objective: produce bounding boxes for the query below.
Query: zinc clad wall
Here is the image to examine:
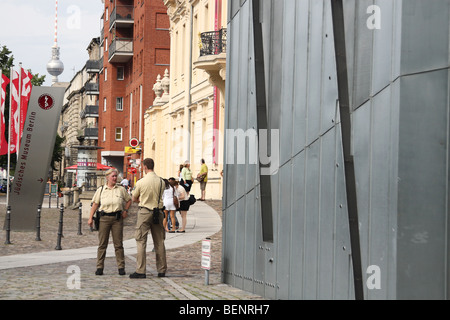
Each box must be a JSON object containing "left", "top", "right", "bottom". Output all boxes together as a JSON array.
[
  {"left": 224, "top": 0, "right": 450, "bottom": 300},
  {"left": 223, "top": 0, "right": 354, "bottom": 299}
]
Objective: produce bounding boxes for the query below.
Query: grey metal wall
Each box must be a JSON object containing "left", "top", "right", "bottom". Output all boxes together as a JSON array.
[{"left": 223, "top": 0, "right": 450, "bottom": 300}]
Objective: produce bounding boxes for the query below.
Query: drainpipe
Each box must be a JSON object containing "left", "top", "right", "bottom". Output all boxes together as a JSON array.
[{"left": 187, "top": 4, "right": 194, "bottom": 161}]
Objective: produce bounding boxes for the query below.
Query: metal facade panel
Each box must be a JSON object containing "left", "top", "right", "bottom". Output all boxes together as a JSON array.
[
  {"left": 289, "top": 151, "right": 306, "bottom": 299},
  {"left": 243, "top": 189, "right": 256, "bottom": 293},
  {"left": 397, "top": 70, "right": 450, "bottom": 299},
  {"left": 275, "top": 161, "right": 292, "bottom": 299},
  {"left": 279, "top": 0, "right": 297, "bottom": 165},
  {"left": 321, "top": 0, "right": 339, "bottom": 136},
  {"left": 317, "top": 130, "right": 339, "bottom": 299},
  {"left": 400, "top": 0, "right": 450, "bottom": 75},
  {"left": 371, "top": 0, "right": 395, "bottom": 95},
  {"left": 352, "top": 0, "right": 373, "bottom": 110},
  {"left": 306, "top": 0, "right": 324, "bottom": 147},
  {"left": 303, "top": 140, "right": 321, "bottom": 299},
  {"left": 292, "top": 0, "right": 310, "bottom": 156}
]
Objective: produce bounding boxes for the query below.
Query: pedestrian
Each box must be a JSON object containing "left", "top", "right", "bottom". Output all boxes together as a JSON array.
[
  {"left": 169, "top": 177, "right": 189, "bottom": 233},
  {"left": 178, "top": 164, "right": 184, "bottom": 182},
  {"left": 197, "top": 158, "right": 208, "bottom": 201},
  {"left": 162, "top": 178, "right": 178, "bottom": 233},
  {"left": 88, "top": 168, "right": 132, "bottom": 276},
  {"left": 120, "top": 176, "right": 129, "bottom": 191},
  {"left": 129, "top": 158, "right": 167, "bottom": 278},
  {"left": 180, "top": 160, "right": 193, "bottom": 192}
]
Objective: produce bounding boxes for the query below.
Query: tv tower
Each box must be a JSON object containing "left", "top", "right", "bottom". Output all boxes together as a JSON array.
[{"left": 46, "top": 0, "right": 64, "bottom": 84}]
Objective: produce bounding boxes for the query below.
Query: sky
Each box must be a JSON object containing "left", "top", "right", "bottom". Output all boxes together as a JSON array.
[{"left": 0, "top": 0, "right": 104, "bottom": 86}]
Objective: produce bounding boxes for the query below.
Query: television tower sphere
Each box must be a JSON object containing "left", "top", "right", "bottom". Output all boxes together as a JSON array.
[{"left": 47, "top": 46, "right": 64, "bottom": 84}]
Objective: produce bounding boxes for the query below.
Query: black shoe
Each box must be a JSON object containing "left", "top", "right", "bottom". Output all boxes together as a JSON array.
[
  {"left": 118, "top": 268, "right": 126, "bottom": 276},
  {"left": 158, "top": 273, "right": 166, "bottom": 277},
  {"left": 95, "top": 268, "right": 103, "bottom": 276},
  {"left": 129, "top": 272, "right": 146, "bottom": 279}
]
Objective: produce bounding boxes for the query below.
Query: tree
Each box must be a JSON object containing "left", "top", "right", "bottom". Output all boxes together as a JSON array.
[{"left": 51, "top": 134, "right": 65, "bottom": 171}]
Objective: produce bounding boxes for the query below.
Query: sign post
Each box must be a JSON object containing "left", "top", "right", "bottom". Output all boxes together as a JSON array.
[
  {"left": 202, "top": 238, "right": 212, "bottom": 285},
  {"left": 4, "top": 86, "right": 64, "bottom": 231}
]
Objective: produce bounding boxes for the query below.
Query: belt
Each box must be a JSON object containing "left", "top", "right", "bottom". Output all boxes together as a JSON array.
[
  {"left": 100, "top": 211, "right": 121, "bottom": 217},
  {"left": 139, "top": 206, "right": 163, "bottom": 211}
]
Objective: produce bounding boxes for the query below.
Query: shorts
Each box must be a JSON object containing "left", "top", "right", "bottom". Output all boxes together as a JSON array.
[
  {"left": 179, "top": 200, "right": 190, "bottom": 211},
  {"left": 200, "top": 181, "right": 207, "bottom": 191}
]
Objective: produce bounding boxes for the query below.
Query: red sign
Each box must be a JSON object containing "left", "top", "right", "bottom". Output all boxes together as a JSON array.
[
  {"left": 128, "top": 167, "right": 137, "bottom": 174},
  {"left": 38, "top": 94, "right": 54, "bottom": 110},
  {"left": 130, "top": 138, "right": 139, "bottom": 148}
]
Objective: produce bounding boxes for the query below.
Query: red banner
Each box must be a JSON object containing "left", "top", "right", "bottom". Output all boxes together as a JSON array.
[{"left": 0, "top": 74, "right": 9, "bottom": 155}]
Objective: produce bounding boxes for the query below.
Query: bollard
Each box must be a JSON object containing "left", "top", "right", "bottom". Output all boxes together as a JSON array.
[
  {"left": 55, "top": 203, "right": 64, "bottom": 250},
  {"left": 49, "top": 193, "right": 51, "bottom": 208},
  {"left": 35, "top": 204, "right": 42, "bottom": 241},
  {"left": 77, "top": 202, "right": 83, "bottom": 235},
  {"left": 4, "top": 205, "right": 12, "bottom": 245},
  {"left": 56, "top": 192, "right": 59, "bottom": 208},
  {"left": 202, "top": 238, "right": 212, "bottom": 286}
]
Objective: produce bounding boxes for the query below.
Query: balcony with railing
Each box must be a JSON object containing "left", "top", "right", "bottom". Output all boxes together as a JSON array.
[
  {"left": 194, "top": 28, "right": 227, "bottom": 94},
  {"left": 78, "top": 127, "right": 99, "bottom": 141},
  {"left": 108, "top": 38, "right": 133, "bottom": 63},
  {"left": 84, "top": 82, "right": 100, "bottom": 95},
  {"left": 109, "top": 5, "right": 134, "bottom": 30},
  {"left": 80, "top": 105, "right": 99, "bottom": 119},
  {"left": 199, "top": 29, "right": 227, "bottom": 56},
  {"left": 85, "top": 60, "right": 101, "bottom": 73}
]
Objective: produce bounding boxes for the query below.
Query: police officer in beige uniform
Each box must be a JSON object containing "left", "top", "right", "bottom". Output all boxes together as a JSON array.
[
  {"left": 129, "top": 158, "right": 167, "bottom": 278},
  {"left": 88, "top": 168, "right": 132, "bottom": 276}
]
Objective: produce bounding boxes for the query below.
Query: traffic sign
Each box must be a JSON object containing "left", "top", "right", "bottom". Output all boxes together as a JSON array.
[
  {"left": 130, "top": 138, "right": 140, "bottom": 148},
  {"left": 202, "top": 239, "right": 211, "bottom": 255},
  {"left": 201, "top": 255, "right": 211, "bottom": 270}
]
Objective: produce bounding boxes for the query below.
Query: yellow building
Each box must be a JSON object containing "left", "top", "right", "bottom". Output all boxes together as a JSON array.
[{"left": 144, "top": 0, "right": 227, "bottom": 200}]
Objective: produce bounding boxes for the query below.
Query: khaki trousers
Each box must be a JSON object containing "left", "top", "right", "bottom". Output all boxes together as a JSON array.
[
  {"left": 97, "top": 215, "right": 125, "bottom": 269},
  {"left": 135, "top": 207, "right": 167, "bottom": 274}
]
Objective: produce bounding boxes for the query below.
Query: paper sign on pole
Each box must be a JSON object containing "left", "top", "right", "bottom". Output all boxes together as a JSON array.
[{"left": 4, "top": 86, "right": 64, "bottom": 231}]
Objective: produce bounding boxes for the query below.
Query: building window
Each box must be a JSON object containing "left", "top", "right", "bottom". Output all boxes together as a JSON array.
[
  {"left": 104, "top": 67, "right": 108, "bottom": 81},
  {"left": 105, "top": 38, "right": 108, "bottom": 52},
  {"left": 103, "top": 97, "right": 107, "bottom": 112},
  {"left": 116, "top": 97, "right": 123, "bottom": 111},
  {"left": 115, "top": 128, "right": 123, "bottom": 141},
  {"left": 103, "top": 127, "right": 106, "bottom": 141},
  {"left": 117, "top": 66, "right": 124, "bottom": 80}
]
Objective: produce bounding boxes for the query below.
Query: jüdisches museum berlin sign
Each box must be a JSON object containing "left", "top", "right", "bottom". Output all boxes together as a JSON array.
[{"left": 5, "top": 86, "right": 64, "bottom": 231}]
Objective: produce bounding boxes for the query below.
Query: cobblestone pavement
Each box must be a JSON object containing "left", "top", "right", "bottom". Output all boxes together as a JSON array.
[{"left": 0, "top": 197, "right": 265, "bottom": 301}]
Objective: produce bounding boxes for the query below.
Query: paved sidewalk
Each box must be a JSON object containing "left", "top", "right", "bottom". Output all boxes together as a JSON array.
[{"left": 0, "top": 200, "right": 265, "bottom": 301}]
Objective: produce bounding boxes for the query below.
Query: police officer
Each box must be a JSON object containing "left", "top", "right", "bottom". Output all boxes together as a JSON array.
[
  {"left": 129, "top": 158, "right": 167, "bottom": 278},
  {"left": 88, "top": 168, "right": 131, "bottom": 276}
]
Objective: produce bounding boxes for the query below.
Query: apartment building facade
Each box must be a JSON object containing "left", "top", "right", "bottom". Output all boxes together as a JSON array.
[
  {"left": 98, "top": 0, "right": 170, "bottom": 179},
  {"left": 57, "top": 37, "right": 101, "bottom": 189},
  {"left": 143, "top": 0, "right": 226, "bottom": 199}
]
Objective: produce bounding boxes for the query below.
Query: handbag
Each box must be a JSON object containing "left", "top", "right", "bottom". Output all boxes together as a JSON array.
[
  {"left": 196, "top": 172, "right": 206, "bottom": 182},
  {"left": 173, "top": 187, "right": 180, "bottom": 209},
  {"left": 188, "top": 194, "right": 196, "bottom": 205}
]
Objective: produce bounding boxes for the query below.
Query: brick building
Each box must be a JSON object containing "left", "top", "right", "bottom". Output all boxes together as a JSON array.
[{"left": 98, "top": 0, "right": 170, "bottom": 179}]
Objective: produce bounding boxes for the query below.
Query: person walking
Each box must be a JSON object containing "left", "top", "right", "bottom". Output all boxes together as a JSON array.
[
  {"left": 88, "top": 168, "right": 131, "bottom": 276},
  {"left": 180, "top": 160, "right": 193, "bottom": 192},
  {"left": 197, "top": 158, "right": 208, "bottom": 201},
  {"left": 129, "top": 158, "right": 167, "bottom": 278},
  {"left": 169, "top": 177, "right": 189, "bottom": 233},
  {"left": 162, "top": 178, "right": 178, "bottom": 233}
]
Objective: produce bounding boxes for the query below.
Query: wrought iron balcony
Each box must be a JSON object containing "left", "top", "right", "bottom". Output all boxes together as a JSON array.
[
  {"left": 199, "top": 28, "right": 227, "bottom": 56},
  {"left": 108, "top": 38, "right": 133, "bottom": 63}
]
